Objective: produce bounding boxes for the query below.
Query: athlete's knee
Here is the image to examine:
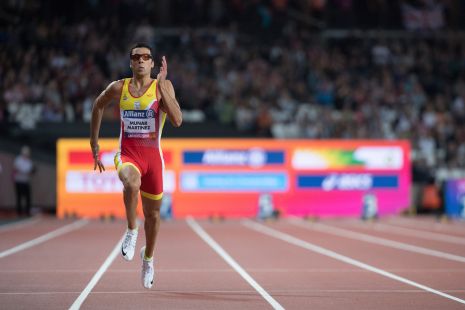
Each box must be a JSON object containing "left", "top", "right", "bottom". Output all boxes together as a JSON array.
[
  {"left": 123, "top": 179, "right": 140, "bottom": 196},
  {"left": 143, "top": 206, "right": 160, "bottom": 220}
]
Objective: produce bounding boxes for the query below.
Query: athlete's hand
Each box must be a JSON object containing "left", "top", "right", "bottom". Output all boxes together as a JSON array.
[
  {"left": 157, "top": 56, "right": 167, "bottom": 88},
  {"left": 91, "top": 143, "right": 105, "bottom": 173}
]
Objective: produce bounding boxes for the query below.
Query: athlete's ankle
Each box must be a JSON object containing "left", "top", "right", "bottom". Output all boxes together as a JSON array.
[
  {"left": 143, "top": 249, "right": 153, "bottom": 261},
  {"left": 127, "top": 226, "right": 138, "bottom": 232}
]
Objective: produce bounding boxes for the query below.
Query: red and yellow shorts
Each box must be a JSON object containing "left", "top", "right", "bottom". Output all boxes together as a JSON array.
[{"left": 114, "top": 146, "right": 164, "bottom": 200}]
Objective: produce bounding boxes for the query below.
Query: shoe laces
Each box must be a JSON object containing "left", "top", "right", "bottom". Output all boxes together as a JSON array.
[
  {"left": 142, "top": 259, "right": 153, "bottom": 276},
  {"left": 123, "top": 231, "right": 137, "bottom": 250}
]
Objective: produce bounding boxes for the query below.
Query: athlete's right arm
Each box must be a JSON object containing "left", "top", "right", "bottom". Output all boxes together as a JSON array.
[{"left": 90, "top": 80, "right": 123, "bottom": 173}]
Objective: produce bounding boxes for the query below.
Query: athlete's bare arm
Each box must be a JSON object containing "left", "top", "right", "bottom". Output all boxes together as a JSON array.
[
  {"left": 157, "top": 56, "right": 182, "bottom": 127},
  {"left": 90, "top": 80, "right": 124, "bottom": 173}
]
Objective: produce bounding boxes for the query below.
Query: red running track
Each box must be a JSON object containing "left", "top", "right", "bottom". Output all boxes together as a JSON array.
[{"left": 1, "top": 215, "right": 465, "bottom": 309}]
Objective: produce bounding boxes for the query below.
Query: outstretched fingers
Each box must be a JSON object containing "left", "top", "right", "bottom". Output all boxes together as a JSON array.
[
  {"left": 94, "top": 158, "right": 105, "bottom": 173},
  {"left": 162, "top": 56, "right": 167, "bottom": 74},
  {"left": 98, "top": 160, "right": 105, "bottom": 173},
  {"left": 100, "top": 161, "right": 106, "bottom": 172}
]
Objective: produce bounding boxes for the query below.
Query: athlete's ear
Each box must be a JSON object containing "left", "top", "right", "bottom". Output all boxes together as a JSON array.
[{"left": 129, "top": 60, "right": 133, "bottom": 68}]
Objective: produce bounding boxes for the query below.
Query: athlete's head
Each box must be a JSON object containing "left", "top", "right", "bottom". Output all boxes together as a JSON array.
[{"left": 129, "top": 42, "right": 154, "bottom": 76}]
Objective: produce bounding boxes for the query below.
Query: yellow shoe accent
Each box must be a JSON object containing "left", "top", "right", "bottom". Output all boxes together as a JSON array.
[{"left": 143, "top": 249, "right": 153, "bottom": 261}]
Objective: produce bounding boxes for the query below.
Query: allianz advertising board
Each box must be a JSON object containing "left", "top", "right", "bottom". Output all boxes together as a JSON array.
[{"left": 57, "top": 139, "right": 410, "bottom": 218}]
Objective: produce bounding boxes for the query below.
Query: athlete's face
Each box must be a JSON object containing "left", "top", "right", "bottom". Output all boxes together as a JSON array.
[{"left": 130, "top": 47, "right": 154, "bottom": 75}]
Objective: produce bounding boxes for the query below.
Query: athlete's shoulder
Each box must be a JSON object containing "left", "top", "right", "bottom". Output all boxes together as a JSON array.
[
  {"left": 104, "top": 79, "right": 125, "bottom": 97},
  {"left": 108, "top": 79, "right": 125, "bottom": 91}
]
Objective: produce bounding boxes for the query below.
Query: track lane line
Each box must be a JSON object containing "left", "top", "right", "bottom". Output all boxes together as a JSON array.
[
  {"left": 0, "top": 218, "right": 89, "bottom": 259},
  {"left": 69, "top": 218, "right": 141, "bottom": 310},
  {"left": 68, "top": 230, "right": 126, "bottom": 310},
  {"left": 288, "top": 219, "right": 465, "bottom": 263},
  {"left": 0, "top": 215, "right": 42, "bottom": 233},
  {"left": 4, "top": 268, "right": 465, "bottom": 273},
  {"left": 347, "top": 220, "right": 465, "bottom": 245},
  {"left": 186, "top": 216, "right": 285, "bottom": 310},
  {"left": 242, "top": 219, "right": 465, "bottom": 304},
  {"left": 5, "top": 289, "right": 465, "bottom": 295},
  {"left": 387, "top": 217, "right": 465, "bottom": 235}
]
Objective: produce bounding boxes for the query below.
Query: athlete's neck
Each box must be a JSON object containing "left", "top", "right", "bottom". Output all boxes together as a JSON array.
[{"left": 131, "top": 74, "right": 153, "bottom": 88}]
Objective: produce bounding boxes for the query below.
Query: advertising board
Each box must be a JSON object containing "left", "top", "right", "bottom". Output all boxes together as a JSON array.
[
  {"left": 57, "top": 139, "right": 411, "bottom": 218},
  {"left": 445, "top": 179, "right": 465, "bottom": 218}
]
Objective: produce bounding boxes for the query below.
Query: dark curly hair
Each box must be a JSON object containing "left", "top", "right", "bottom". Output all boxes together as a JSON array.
[{"left": 129, "top": 42, "right": 153, "bottom": 60}]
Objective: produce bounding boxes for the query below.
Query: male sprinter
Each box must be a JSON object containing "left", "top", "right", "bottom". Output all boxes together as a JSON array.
[{"left": 90, "top": 43, "right": 182, "bottom": 289}]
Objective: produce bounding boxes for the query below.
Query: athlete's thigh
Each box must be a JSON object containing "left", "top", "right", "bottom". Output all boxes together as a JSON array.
[
  {"left": 118, "top": 165, "right": 141, "bottom": 187},
  {"left": 139, "top": 151, "right": 163, "bottom": 200}
]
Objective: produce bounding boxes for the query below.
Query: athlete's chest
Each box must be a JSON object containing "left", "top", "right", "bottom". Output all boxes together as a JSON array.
[
  {"left": 121, "top": 94, "right": 157, "bottom": 108},
  {"left": 120, "top": 90, "right": 158, "bottom": 111},
  {"left": 128, "top": 84, "right": 153, "bottom": 97},
  {"left": 120, "top": 92, "right": 159, "bottom": 138}
]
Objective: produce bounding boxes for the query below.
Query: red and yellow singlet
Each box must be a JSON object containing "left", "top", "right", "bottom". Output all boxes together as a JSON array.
[{"left": 114, "top": 78, "right": 166, "bottom": 200}]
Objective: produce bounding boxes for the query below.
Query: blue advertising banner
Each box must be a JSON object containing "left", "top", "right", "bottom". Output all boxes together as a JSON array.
[
  {"left": 180, "top": 172, "right": 288, "bottom": 192},
  {"left": 297, "top": 174, "right": 399, "bottom": 191},
  {"left": 445, "top": 179, "right": 465, "bottom": 218},
  {"left": 183, "top": 148, "right": 285, "bottom": 168}
]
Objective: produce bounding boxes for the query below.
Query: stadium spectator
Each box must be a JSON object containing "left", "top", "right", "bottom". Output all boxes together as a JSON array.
[
  {"left": 1, "top": 0, "right": 465, "bottom": 172},
  {"left": 13, "top": 146, "right": 35, "bottom": 217}
]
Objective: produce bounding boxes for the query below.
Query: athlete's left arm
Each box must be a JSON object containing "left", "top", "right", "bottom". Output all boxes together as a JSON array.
[{"left": 157, "top": 56, "right": 182, "bottom": 127}]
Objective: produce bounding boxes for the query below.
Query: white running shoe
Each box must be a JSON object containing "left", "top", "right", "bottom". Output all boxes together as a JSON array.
[
  {"left": 140, "top": 246, "right": 154, "bottom": 289},
  {"left": 121, "top": 229, "right": 138, "bottom": 261}
]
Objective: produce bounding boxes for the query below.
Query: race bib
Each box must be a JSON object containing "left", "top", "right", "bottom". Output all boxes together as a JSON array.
[{"left": 122, "top": 110, "right": 156, "bottom": 138}]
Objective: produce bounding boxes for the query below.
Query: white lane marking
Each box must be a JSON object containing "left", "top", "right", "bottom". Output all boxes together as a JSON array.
[
  {"left": 243, "top": 219, "right": 465, "bottom": 304},
  {"left": 288, "top": 219, "right": 465, "bottom": 263},
  {"left": 69, "top": 217, "right": 141, "bottom": 310},
  {"left": 5, "top": 289, "right": 465, "bottom": 295},
  {"left": 3, "top": 268, "right": 465, "bottom": 273},
  {"left": 186, "top": 216, "right": 285, "bottom": 310},
  {"left": 387, "top": 217, "right": 465, "bottom": 235},
  {"left": 0, "top": 216, "right": 41, "bottom": 233},
  {"left": 0, "top": 219, "right": 89, "bottom": 259},
  {"left": 68, "top": 231, "right": 126, "bottom": 310},
  {"left": 348, "top": 221, "right": 465, "bottom": 245}
]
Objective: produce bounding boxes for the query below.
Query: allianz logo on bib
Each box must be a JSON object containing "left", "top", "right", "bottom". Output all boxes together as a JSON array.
[{"left": 123, "top": 110, "right": 154, "bottom": 118}]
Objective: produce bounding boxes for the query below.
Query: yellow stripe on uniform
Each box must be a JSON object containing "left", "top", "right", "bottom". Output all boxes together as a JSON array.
[
  {"left": 140, "top": 190, "right": 163, "bottom": 200},
  {"left": 117, "top": 162, "right": 141, "bottom": 176},
  {"left": 160, "top": 112, "right": 166, "bottom": 136}
]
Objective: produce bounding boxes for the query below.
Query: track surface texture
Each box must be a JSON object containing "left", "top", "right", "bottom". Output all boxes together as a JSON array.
[{"left": 1, "top": 215, "right": 465, "bottom": 309}]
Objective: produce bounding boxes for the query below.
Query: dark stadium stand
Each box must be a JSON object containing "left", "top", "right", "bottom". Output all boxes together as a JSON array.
[{"left": 1, "top": 0, "right": 465, "bottom": 210}]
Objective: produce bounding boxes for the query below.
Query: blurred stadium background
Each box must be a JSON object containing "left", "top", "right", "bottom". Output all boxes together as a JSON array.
[{"left": 1, "top": 0, "right": 465, "bottom": 220}]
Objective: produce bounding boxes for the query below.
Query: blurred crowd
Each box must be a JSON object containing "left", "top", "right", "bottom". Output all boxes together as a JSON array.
[{"left": 1, "top": 7, "right": 465, "bottom": 170}]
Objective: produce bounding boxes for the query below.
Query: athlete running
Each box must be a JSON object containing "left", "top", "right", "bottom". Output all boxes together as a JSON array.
[{"left": 90, "top": 42, "right": 182, "bottom": 289}]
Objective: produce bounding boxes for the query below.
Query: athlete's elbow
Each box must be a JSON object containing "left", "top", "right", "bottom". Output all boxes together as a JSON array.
[
  {"left": 173, "top": 117, "right": 182, "bottom": 127},
  {"left": 92, "top": 98, "right": 104, "bottom": 111}
]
